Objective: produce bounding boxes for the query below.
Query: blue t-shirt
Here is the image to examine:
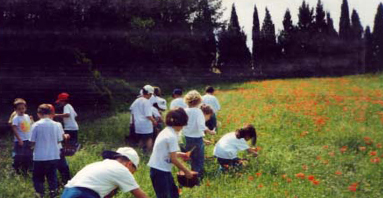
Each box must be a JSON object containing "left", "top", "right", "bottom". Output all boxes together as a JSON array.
[{"left": 31, "top": 118, "right": 63, "bottom": 161}]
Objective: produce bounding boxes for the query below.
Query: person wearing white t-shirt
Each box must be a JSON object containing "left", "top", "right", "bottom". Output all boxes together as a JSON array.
[
  {"left": 130, "top": 85, "right": 157, "bottom": 152},
  {"left": 170, "top": 89, "right": 187, "bottom": 109},
  {"left": 213, "top": 124, "right": 258, "bottom": 170},
  {"left": 11, "top": 98, "right": 33, "bottom": 174},
  {"left": 202, "top": 86, "right": 221, "bottom": 132},
  {"left": 148, "top": 108, "right": 197, "bottom": 198},
  {"left": 62, "top": 147, "right": 148, "bottom": 198},
  {"left": 31, "top": 104, "right": 63, "bottom": 198},
  {"left": 183, "top": 90, "right": 215, "bottom": 181},
  {"left": 54, "top": 92, "right": 79, "bottom": 146}
]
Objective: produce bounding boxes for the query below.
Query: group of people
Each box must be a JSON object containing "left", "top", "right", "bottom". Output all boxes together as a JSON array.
[
  {"left": 8, "top": 85, "right": 259, "bottom": 198},
  {"left": 9, "top": 93, "right": 79, "bottom": 198}
]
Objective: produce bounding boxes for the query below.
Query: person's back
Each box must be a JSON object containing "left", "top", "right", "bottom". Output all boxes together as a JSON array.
[
  {"left": 130, "top": 97, "right": 153, "bottom": 134},
  {"left": 182, "top": 107, "right": 206, "bottom": 138},
  {"left": 202, "top": 94, "right": 220, "bottom": 113},
  {"left": 170, "top": 98, "right": 187, "bottom": 109},
  {"left": 32, "top": 118, "right": 62, "bottom": 161},
  {"left": 66, "top": 159, "right": 138, "bottom": 197}
]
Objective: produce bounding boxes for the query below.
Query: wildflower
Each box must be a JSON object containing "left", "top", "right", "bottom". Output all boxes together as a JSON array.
[
  {"left": 257, "top": 184, "right": 264, "bottom": 188},
  {"left": 370, "top": 151, "right": 377, "bottom": 156},
  {"left": 316, "top": 156, "right": 322, "bottom": 160},
  {"left": 300, "top": 131, "right": 309, "bottom": 137},
  {"left": 256, "top": 172, "right": 262, "bottom": 177},
  {"left": 323, "top": 145, "right": 329, "bottom": 149},
  {"left": 377, "top": 143, "right": 382, "bottom": 149},
  {"left": 335, "top": 171, "right": 342, "bottom": 175},
  {"left": 248, "top": 176, "right": 254, "bottom": 181},
  {"left": 206, "top": 180, "right": 211, "bottom": 187},
  {"left": 370, "top": 157, "right": 381, "bottom": 164},
  {"left": 340, "top": 146, "right": 348, "bottom": 153},
  {"left": 348, "top": 183, "right": 358, "bottom": 192},
  {"left": 255, "top": 146, "right": 262, "bottom": 152},
  {"left": 282, "top": 174, "right": 287, "bottom": 179},
  {"left": 286, "top": 178, "right": 292, "bottom": 183},
  {"left": 307, "top": 175, "right": 315, "bottom": 181},
  {"left": 358, "top": 146, "right": 366, "bottom": 151},
  {"left": 312, "top": 180, "right": 320, "bottom": 185},
  {"left": 328, "top": 152, "right": 335, "bottom": 157},
  {"left": 295, "top": 173, "right": 305, "bottom": 179},
  {"left": 302, "top": 164, "right": 308, "bottom": 171}
]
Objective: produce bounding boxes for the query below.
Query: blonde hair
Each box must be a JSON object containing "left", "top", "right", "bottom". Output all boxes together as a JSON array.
[{"left": 184, "top": 90, "right": 202, "bottom": 107}]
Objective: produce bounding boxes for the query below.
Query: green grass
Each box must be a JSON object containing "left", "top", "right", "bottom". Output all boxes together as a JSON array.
[{"left": 1, "top": 74, "right": 383, "bottom": 197}]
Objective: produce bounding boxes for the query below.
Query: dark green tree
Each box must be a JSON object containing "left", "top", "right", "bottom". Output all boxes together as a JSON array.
[
  {"left": 373, "top": 3, "right": 383, "bottom": 71},
  {"left": 315, "top": 0, "right": 326, "bottom": 33},
  {"left": 326, "top": 12, "right": 338, "bottom": 37},
  {"left": 351, "top": 9, "right": 363, "bottom": 40},
  {"left": 298, "top": 1, "right": 314, "bottom": 31},
  {"left": 252, "top": 4, "right": 261, "bottom": 68},
  {"left": 339, "top": 0, "right": 351, "bottom": 40},
  {"left": 217, "top": 4, "right": 251, "bottom": 74},
  {"left": 279, "top": 9, "right": 294, "bottom": 57},
  {"left": 364, "top": 26, "right": 374, "bottom": 72}
]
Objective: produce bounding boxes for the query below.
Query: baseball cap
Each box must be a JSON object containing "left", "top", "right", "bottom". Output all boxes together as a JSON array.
[
  {"left": 157, "top": 98, "right": 167, "bottom": 110},
  {"left": 143, "top": 85, "right": 154, "bottom": 94},
  {"left": 116, "top": 147, "right": 140, "bottom": 168},
  {"left": 56, "top": 92, "right": 69, "bottom": 103},
  {"left": 172, "top": 89, "right": 182, "bottom": 96}
]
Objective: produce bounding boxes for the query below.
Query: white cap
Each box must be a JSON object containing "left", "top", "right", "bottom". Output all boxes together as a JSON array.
[
  {"left": 157, "top": 97, "right": 167, "bottom": 110},
  {"left": 143, "top": 85, "right": 154, "bottom": 94},
  {"left": 116, "top": 147, "right": 140, "bottom": 168}
]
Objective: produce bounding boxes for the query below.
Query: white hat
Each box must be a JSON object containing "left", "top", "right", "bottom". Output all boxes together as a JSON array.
[
  {"left": 143, "top": 85, "right": 154, "bottom": 94},
  {"left": 116, "top": 147, "right": 140, "bottom": 168},
  {"left": 157, "top": 97, "right": 167, "bottom": 110}
]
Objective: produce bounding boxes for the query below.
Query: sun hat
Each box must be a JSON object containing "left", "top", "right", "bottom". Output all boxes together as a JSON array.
[
  {"left": 56, "top": 92, "right": 69, "bottom": 103},
  {"left": 157, "top": 97, "right": 167, "bottom": 110},
  {"left": 143, "top": 85, "right": 154, "bottom": 94}
]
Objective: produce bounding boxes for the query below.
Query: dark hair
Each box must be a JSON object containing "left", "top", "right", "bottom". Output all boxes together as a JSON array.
[
  {"left": 200, "top": 104, "right": 213, "bottom": 115},
  {"left": 205, "top": 86, "right": 215, "bottom": 93},
  {"left": 236, "top": 124, "right": 257, "bottom": 146},
  {"left": 166, "top": 107, "right": 188, "bottom": 126},
  {"left": 37, "top": 104, "right": 52, "bottom": 115},
  {"left": 154, "top": 87, "right": 161, "bottom": 96},
  {"left": 172, "top": 89, "right": 183, "bottom": 96},
  {"left": 142, "top": 87, "right": 149, "bottom": 95},
  {"left": 13, "top": 98, "right": 26, "bottom": 108},
  {"left": 101, "top": 151, "right": 135, "bottom": 168}
]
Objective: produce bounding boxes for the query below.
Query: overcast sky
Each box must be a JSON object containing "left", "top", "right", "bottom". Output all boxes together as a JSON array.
[{"left": 221, "top": 0, "right": 383, "bottom": 48}]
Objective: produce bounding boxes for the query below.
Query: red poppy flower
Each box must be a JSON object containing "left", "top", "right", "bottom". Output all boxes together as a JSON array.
[
  {"left": 295, "top": 173, "right": 305, "bottom": 179},
  {"left": 307, "top": 175, "right": 315, "bottom": 181},
  {"left": 256, "top": 172, "right": 262, "bottom": 177},
  {"left": 248, "top": 176, "right": 254, "bottom": 181},
  {"left": 358, "top": 146, "right": 366, "bottom": 151},
  {"left": 340, "top": 146, "right": 348, "bottom": 153},
  {"left": 312, "top": 180, "right": 320, "bottom": 185},
  {"left": 370, "top": 157, "right": 381, "bottom": 164},
  {"left": 370, "top": 151, "right": 377, "bottom": 156},
  {"left": 335, "top": 171, "right": 342, "bottom": 175},
  {"left": 286, "top": 178, "right": 292, "bottom": 183}
]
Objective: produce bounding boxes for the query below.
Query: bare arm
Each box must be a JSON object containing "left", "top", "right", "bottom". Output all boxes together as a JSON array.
[
  {"left": 247, "top": 148, "right": 258, "bottom": 157},
  {"left": 147, "top": 116, "right": 157, "bottom": 126},
  {"left": 130, "top": 188, "right": 149, "bottom": 198},
  {"left": 12, "top": 125, "right": 23, "bottom": 146},
  {"left": 55, "top": 113, "right": 70, "bottom": 118},
  {"left": 170, "top": 152, "right": 196, "bottom": 179}
]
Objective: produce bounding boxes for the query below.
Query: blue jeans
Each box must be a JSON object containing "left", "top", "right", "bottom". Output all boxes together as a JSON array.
[
  {"left": 57, "top": 150, "right": 71, "bottom": 185},
  {"left": 61, "top": 187, "right": 100, "bottom": 198},
  {"left": 205, "top": 113, "right": 217, "bottom": 132},
  {"left": 13, "top": 140, "right": 33, "bottom": 173},
  {"left": 150, "top": 168, "right": 179, "bottom": 198},
  {"left": 33, "top": 160, "right": 58, "bottom": 195},
  {"left": 185, "top": 136, "right": 204, "bottom": 178}
]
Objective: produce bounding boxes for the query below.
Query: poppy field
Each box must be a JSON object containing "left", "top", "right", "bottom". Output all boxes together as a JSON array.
[{"left": 0, "top": 74, "right": 382, "bottom": 198}]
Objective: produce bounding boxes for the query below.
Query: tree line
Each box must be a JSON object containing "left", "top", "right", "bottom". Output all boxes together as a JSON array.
[{"left": 0, "top": 0, "right": 382, "bottom": 111}]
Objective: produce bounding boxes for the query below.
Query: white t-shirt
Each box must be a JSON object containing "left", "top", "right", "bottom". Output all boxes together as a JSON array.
[
  {"left": 182, "top": 108, "right": 206, "bottom": 138},
  {"left": 130, "top": 97, "right": 153, "bottom": 134},
  {"left": 202, "top": 94, "right": 221, "bottom": 113},
  {"left": 63, "top": 104, "right": 79, "bottom": 130},
  {"left": 150, "top": 96, "right": 167, "bottom": 110},
  {"left": 55, "top": 121, "right": 65, "bottom": 149},
  {"left": 12, "top": 114, "right": 32, "bottom": 142},
  {"left": 213, "top": 132, "right": 250, "bottom": 159},
  {"left": 152, "top": 107, "right": 161, "bottom": 119},
  {"left": 65, "top": 159, "right": 139, "bottom": 197},
  {"left": 30, "top": 118, "right": 63, "bottom": 161},
  {"left": 170, "top": 98, "right": 187, "bottom": 109},
  {"left": 148, "top": 127, "right": 180, "bottom": 172}
]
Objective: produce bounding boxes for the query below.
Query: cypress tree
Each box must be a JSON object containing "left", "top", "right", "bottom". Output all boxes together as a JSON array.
[
  {"left": 326, "top": 12, "right": 338, "bottom": 37},
  {"left": 373, "top": 3, "right": 383, "bottom": 71},
  {"left": 315, "top": 0, "right": 326, "bottom": 33},
  {"left": 279, "top": 9, "right": 294, "bottom": 57},
  {"left": 260, "top": 8, "right": 276, "bottom": 59},
  {"left": 298, "top": 1, "right": 314, "bottom": 31},
  {"left": 252, "top": 4, "right": 261, "bottom": 68},
  {"left": 339, "top": 0, "right": 351, "bottom": 40},
  {"left": 351, "top": 9, "right": 363, "bottom": 40},
  {"left": 364, "top": 26, "right": 374, "bottom": 72}
]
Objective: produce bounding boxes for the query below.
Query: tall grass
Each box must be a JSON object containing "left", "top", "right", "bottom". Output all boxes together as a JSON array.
[{"left": 0, "top": 73, "right": 382, "bottom": 197}]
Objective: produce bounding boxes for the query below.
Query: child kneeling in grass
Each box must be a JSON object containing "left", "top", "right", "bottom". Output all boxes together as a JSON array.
[
  {"left": 148, "top": 108, "right": 197, "bottom": 198},
  {"left": 213, "top": 124, "right": 258, "bottom": 170}
]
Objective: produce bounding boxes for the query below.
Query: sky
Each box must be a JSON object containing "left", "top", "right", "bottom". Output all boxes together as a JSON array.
[{"left": 221, "top": 0, "right": 383, "bottom": 49}]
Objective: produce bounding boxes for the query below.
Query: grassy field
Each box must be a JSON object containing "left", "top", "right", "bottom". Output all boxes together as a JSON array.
[{"left": 1, "top": 74, "right": 383, "bottom": 198}]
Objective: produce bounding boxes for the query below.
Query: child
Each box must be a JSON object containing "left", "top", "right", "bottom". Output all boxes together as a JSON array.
[
  {"left": 202, "top": 86, "right": 221, "bottom": 132},
  {"left": 62, "top": 147, "right": 148, "bottom": 198},
  {"left": 54, "top": 93, "right": 79, "bottom": 146},
  {"left": 182, "top": 90, "right": 215, "bottom": 181},
  {"left": 48, "top": 104, "right": 71, "bottom": 186},
  {"left": 170, "top": 89, "right": 187, "bottom": 109},
  {"left": 150, "top": 87, "right": 167, "bottom": 112},
  {"left": 148, "top": 108, "right": 197, "bottom": 198},
  {"left": 200, "top": 104, "right": 215, "bottom": 145},
  {"left": 130, "top": 85, "right": 157, "bottom": 151},
  {"left": 11, "top": 98, "right": 33, "bottom": 174},
  {"left": 31, "top": 104, "right": 63, "bottom": 198},
  {"left": 213, "top": 124, "right": 258, "bottom": 170}
]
